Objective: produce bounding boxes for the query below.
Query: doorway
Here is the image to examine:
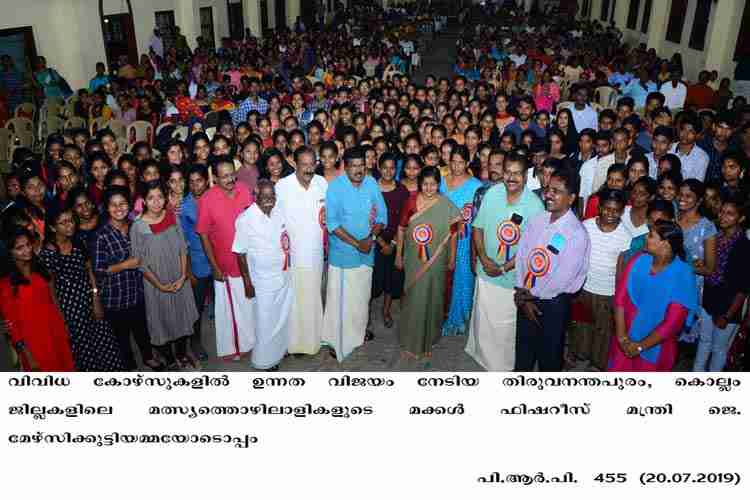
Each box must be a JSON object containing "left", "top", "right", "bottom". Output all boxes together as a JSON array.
[
  {"left": 228, "top": 1, "right": 245, "bottom": 40},
  {"left": 276, "top": 0, "right": 287, "bottom": 29},
  {"left": 200, "top": 7, "right": 216, "bottom": 49},
  {"left": 0, "top": 26, "right": 37, "bottom": 108},
  {"left": 102, "top": 13, "right": 138, "bottom": 68}
]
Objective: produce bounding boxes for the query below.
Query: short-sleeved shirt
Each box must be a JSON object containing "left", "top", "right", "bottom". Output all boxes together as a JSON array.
[
  {"left": 472, "top": 185, "right": 544, "bottom": 288},
  {"left": 179, "top": 193, "right": 211, "bottom": 279},
  {"left": 670, "top": 143, "right": 709, "bottom": 181},
  {"left": 232, "top": 204, "right": 288, "bottom": 293},
  {"left": 195, "top": 182, "right": 253, "bottom": 278},
  {"left": 583, "top": 218, "right": 632, "bottom": 296},
  {"left": 275, "top": 174, "right": 328, "bottom": 269},
  {"left": 325, "top": 175, "right": 387, "bottom": 269},
  {"left": 515, "top": 209, "right": 591, "bottom": 299}
]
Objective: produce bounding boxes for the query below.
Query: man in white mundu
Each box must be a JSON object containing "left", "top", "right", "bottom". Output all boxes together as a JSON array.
[
  {"left": 233, "top": 180, "right": 292, "bottom": 370},
  {"left": 465, "top": 153, "right": 544, "bottom": 371},
  {"left": 275, "top": 146, "right": 328, "bottom": 355},
  {"left": 196, "top": 158, "right": 256, "bottom": 359},
  {"left": 323, "top": 147, "right": 387, "bottom": 362}
]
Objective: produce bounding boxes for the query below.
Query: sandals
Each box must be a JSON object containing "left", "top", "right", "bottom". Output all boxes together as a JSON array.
[
  {"left": 178, "top": 355, "right": 199, "bottom": 370},
  {"left": 383, "top": 315, "right": 394, "bottom": 328}
]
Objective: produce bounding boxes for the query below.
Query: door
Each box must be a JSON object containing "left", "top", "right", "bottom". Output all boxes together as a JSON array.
[
  {"left": 154, "top": 10, "right": 176, "bottom": 52},
  {"left": 228, "top": 1, "right": 245, "bottom": 40},
  {"left": 102, "top": 13, "right": 138, "bottom": 68},
  {"left": 276, "top": 0, "right": 287, "bottom": 29},
  {"left": 301, "top": 0, "right": 318, "bottom": 27},
  {"left": 260, "top": 0, "right": 269, "bottom": 34},
  {"left": 200, "top": 7, "right": 216, "bottom": 49}
]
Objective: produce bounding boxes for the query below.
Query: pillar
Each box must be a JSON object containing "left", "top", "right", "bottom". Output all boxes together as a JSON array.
[
  {"left": 175, "top": 0, "right": 199, "bottom": 50},
  {"left": 268, "top": 0, "right": 277, "bottom": 29},
  {"left": 612, "top": 0, "right": 629, "bottom": 28},
  {"left": 243, "top": 0, "right": 262, "bottom": 38},
  {"left": 703, "top": 0, "right": 743, "bottom": 78},
  {"left": 645, "top": 0, "right": 671, "bottom": 56},
  {"left": 287, "top": 0, "right": 301, "bottom": 27}
]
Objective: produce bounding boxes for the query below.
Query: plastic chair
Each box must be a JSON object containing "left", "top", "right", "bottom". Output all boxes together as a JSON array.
[
  {"left": 557, "top": 101, "right": 574, "bottom": 111},
  {"left": 126, "top": 120, "right": 154, "bottom": 146},
  {"left": 205, "top": 126, "right": 216, "bottom": 140},
  {"left": 594, "top": 86, "right": 617, "bottom": 109},
  {"left": 64, "top": 116, "right": 87, "bottom": 131},
  {"left": 90, "top": 117, "right": 110, "bottom": 137},
  {"left": 5, "top": 117, "right": 34, "bottom": 149},
  {"left": 14, "top": 102, "right": 35, "bottom": 121},
  {"left": 108, "top": 119, "right": 128, "bottom": 140},
  {"left": 172, "top": 126, "right": 189, "bottom": 140}
]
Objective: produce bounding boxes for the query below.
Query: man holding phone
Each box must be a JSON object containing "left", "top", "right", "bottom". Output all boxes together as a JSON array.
[
  {"left": 466, "top": 152, "right": 544, "bottom": 371},
  {"left": 513, "top": 166, "right": 590, "bottom": 371}
]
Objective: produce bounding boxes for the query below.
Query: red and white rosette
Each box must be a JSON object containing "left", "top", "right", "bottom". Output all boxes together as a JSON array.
[
  {"left": 496, "top": 220, "right": 521, "bottom": 262},
  {"left": 412, "top": 223, "right": 434, "bottom": 262}
]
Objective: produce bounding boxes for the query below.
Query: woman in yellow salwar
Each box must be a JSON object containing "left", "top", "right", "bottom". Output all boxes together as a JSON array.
[{"left": 395, "top": 166, "right": 461, "bottom": 363}]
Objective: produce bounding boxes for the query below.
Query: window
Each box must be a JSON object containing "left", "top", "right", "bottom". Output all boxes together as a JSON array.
[
  {"left": 736, "top": 0, "right": 750, "bottom": 59},
  {"left": 600, "top": 0, "right": 610, "bottom": 22},
  {"left": 155, "top": 10, "right": 176, "bottom": 51},
  {"left": 640, "top": 0, "right": 652, "bottom": 34},
  {"left": 627, "top": 0, "right": 640, "bottom": 30},
  {"left": 665, "top": 0, "right": 687, "bottom": 43},
  {"left": 199, "top": 7, "right": 215, "bottom": 49},
  {"left": 688, "top": 0, "right": 712, "bottom": 51}
]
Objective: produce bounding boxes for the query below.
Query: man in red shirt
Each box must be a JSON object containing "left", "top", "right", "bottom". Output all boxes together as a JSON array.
[
  {"left": 196, "top": 157, "right": 256, "bottom": 360},
  {"left": 686, "top": 71, "right": 717, "bottom": 110}
]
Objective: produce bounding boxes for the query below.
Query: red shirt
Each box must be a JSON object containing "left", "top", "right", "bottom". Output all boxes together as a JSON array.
[{"left": 195, "top": 182, "right": 253, "bottom": 277}]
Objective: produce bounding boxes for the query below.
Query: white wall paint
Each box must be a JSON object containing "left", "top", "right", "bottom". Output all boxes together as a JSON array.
[{"left": 582, "top": 0, "right": 740, "bottom": 82}]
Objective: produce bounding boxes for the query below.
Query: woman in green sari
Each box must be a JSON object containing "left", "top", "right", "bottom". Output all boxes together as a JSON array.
[{"left": 395, "top": 166, "right": 461, "bottom": 361}]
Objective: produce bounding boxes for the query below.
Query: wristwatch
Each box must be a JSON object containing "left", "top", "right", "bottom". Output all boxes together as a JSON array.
[
  {"left": 91, "top": 287, "right": 99, "bottom": 295},
  {"left": 14, "top": 340, "right": 25, "bottom": 352}
]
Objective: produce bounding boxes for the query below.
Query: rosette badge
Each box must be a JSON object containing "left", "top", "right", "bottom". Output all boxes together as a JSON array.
[{"left": 412, "top": 223, "right": 434, "bottom": 262}]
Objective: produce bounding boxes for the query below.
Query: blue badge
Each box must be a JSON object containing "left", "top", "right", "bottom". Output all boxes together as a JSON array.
[{"left": 547, "top": 233, "right": 567, "bottom": 255}]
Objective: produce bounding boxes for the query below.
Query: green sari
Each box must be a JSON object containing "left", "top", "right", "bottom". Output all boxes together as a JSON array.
[{"left": 399, "top": 195, "right": 460, "bottom": 355}]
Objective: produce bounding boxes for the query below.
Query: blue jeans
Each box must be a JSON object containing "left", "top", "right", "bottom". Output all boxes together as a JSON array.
[{"left": 693, "top": 307, "right": 739, "bottom": 372}]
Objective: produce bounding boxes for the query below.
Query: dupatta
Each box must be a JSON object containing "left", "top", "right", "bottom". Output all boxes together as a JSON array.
[{"left": 627, "top": 254, "right": 698, "bottom": 363}]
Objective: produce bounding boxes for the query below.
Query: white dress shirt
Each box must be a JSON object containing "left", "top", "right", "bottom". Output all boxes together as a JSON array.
[
  {"left": 232, "top": 204, "right": 288, "bottom": 294},
  {"left": 670, "top": 143, "right": 709, "bottom": 181},
  {"left": 275, "top": 174, "right": 328, "bottom": 269},
  {"left": 570, "top": 104, "right": 598, "bottom": 133},
  {"left": 659, "top": 81, "right": 687, "bottom": 109}
]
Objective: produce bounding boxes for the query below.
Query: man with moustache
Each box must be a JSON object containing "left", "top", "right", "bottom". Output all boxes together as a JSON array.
[
  {"left": 275, "top": 146, "right": 328, "bottom": 356},
  {"left": 233, "top": 180, "right": 292, "bottom": 371},
  {"left": 514, "top": 166, "right": 590, "bottom": 371},
  {"left": 466, "top": 152, "right": 545, "bottom": 371},
  {"left": 323, "top": 147, "right": 387, "bottom": 362},
  {"left": 196, "top": 156, "right": 256, "bottom": 360}
]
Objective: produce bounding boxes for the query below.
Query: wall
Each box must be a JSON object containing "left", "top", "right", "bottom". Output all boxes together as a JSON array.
[{"left": 580, "top": 0, "right": 741, "bottom": 83}]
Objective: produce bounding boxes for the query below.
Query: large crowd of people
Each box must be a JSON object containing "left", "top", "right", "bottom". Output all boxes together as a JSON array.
[{"left": 1, "top": 1, "right": 749, "bottom": 372}]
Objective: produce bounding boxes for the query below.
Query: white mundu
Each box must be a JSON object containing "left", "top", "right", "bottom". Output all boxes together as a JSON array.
[
  {"left": 275, "top": 174, "right": 328, "bottom": 354},
  {"left": 322, "top": 264, "right": 373, "bottom": 362},
  {"left": 465, "top": 279, "right": 517, "bottom": 371},
  {"left": 232, "top": 203, "right": 292, "bottom": 369}
]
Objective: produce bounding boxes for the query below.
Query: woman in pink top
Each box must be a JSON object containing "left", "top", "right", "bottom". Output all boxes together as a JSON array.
[{"left": 533, "top": 70, "right": 560, "bottom": 112}]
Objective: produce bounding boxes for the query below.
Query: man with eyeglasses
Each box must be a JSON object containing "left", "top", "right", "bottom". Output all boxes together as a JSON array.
[
  {"left": 196, "top": 156, "right": 256, "bottom": 361},
  {"left": 466, "top": 152, "right": 544, "bottom": 371}
]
